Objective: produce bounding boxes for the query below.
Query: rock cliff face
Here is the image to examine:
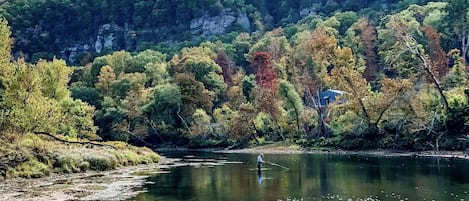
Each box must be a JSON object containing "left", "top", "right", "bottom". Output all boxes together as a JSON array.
[
  {"left": 190, "top": 9, "right": 251, "bottom": 36},
  {"left": 61, "top": 9, "right": 251, "bottom": 62},
  {"left": 61, "top": 23, "right": 138, "bottom": 62}
]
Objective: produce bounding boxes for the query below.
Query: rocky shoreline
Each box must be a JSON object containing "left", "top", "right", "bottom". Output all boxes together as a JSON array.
[{"left": 0, "top": 157, "right": 177, "bottom": 201}]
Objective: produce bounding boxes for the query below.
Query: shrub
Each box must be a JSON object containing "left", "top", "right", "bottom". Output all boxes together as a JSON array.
[{"left": 10, "top": 159, "right": 50, "bottom": 178}]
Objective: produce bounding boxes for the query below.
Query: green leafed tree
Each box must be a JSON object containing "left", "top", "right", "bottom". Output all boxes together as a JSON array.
[
  {"left": 142, "top": 83, "right": 183, "bottom": 139},
  {"left": 36, "top": 59, "right": 73, "bottom": 101},
  {"left": 444, "top": 0, "right": 469, "bottom": 64},
  {"left": 278, "top": 79, "right": 304, "bottom": 131}
]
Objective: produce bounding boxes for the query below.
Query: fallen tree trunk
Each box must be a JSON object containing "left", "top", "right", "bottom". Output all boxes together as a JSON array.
[
  {"left": 34, "top": 132, "right": 117, "bottom": 149},
  {"left": 123, "top": 130, "right": 157, "bottom": 149}
]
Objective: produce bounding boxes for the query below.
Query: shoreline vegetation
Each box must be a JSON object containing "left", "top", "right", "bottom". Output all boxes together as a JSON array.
[
  {"left": 162, "top": 143, "right": 469, "bottom": 160},
  {"left": 0, "top": 133, "right": 160, "bottom": 180}
]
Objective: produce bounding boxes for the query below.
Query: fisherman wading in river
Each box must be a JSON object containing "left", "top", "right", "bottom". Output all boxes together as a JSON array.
[{"left": 257, "top": 153, "right": 264, "bottom": 170}]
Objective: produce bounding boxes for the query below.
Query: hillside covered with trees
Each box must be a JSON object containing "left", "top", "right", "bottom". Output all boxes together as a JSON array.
[{"left": 1, "top": 0, "right": 469, "bottom": 176}]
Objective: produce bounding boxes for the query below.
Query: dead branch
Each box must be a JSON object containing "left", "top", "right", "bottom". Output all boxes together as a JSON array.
[{"left": 34, "top": 131, "right": 117, "bottom": 149}]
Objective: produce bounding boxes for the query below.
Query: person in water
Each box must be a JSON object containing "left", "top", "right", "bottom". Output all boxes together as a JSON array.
[{"left": 257, "top": 153, "right": 264, "bottom": 170}]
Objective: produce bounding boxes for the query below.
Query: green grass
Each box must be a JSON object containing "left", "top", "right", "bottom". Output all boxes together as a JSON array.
[{"left": 0, "top": 133, "right": 161, "bottom": 179}]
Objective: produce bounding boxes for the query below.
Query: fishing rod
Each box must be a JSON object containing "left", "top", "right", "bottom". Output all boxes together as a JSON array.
[{"left": 264, "top": 161, "right": 289, "bottom": 171}]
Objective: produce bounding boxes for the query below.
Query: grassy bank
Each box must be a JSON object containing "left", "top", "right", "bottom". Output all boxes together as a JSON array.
[{"left": 0, "top": 133, "right": 160, "bottom": 180}]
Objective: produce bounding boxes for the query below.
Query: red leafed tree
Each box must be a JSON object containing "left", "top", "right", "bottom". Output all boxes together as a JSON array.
[
  {"left": 215, "top": 51, "right": 235, "bottom": 87},
  {"left": 252, "top": 52, "right": 277, "bottom": 92},
  {"left": 252, "top": 52, "right": 281, "bottom": 123},
  {"left": 422, "top": 26, "right": 449, "bottom": 79},
  {"left": 361, "top": 19, "right": 378, "bottom": 81}
]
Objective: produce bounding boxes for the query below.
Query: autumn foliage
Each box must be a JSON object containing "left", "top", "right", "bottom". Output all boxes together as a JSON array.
[
  {"left": 252, "top": 52, "right": 277, "bottom": 92},
  {"left": 360, "top": 19, "right": 378, "bottom": 81},
  {"left": 215, "top": 51, "right": 235, "bottom": 87},
  {"left": 422, "top": 26, "right": 448, "bottom": 79}
]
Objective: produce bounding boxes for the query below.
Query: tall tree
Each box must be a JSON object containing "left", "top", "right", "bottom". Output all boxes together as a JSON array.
[
  {"left": 215, "top": 51, "right": 235, "bottom": 87},
  {"left": 36, "top": 59, "right": 73, "bottom": 101},
  {"left": 252, "top": 52, "right": 280, "bottom": 122},
  {"left": 444, "top": 0, "right": 469, "bottom": 64},
  {"left": 278, "top": 80, "right": 304, "bottom": 131},
  {"left": 293, "top": 28, "right": 337, "bottom": 138},
  {"left": 95, "top": 65, "right": 116, "bottom": 97},
  {"left": 422, "top": 26, "right": 448, "bottom": 78},
  {"left": 387, "top": 18, "right": 449, "bottom": 112},
  {"left": 360, "top": 19, "right": 378, "bottom": 82},
  {"left": 328, "top": 47, "right": 412, "bottom": 135}
]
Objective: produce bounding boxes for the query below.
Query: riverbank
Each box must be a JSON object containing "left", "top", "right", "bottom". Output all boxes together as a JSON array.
[
  {"left": 0, "top": 157, "right": 178, "bottom": 201},
  {"left": 2, "top": 144, "right": 468, "bottom": 201},
  {"left": 0, "top": 132, "right": 164, "bottom": 200},
  {"left": 215, "top": 143, "right": 469, "bottom": 160}
]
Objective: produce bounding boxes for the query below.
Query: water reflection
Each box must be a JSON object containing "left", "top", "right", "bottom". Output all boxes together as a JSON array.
[
  {"left": 257, "top": 169, "right": 263, "bottom": 185},
  {"left": 133, "top": 152, "right": 469, "bottom": 201}
]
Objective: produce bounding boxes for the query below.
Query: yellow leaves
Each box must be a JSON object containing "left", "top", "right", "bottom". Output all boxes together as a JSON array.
[
  {"left": 333, "top": 47, "right": 355, "bottom": 70},
  {"left": 9, "top": 95, "right": 63, "bottom": 134},
  {"left": 95, "top": 65, "right": 116, "bottom": 96},
  {"left": 36, "top": 59, "right": 73, "bottom": 100},
  {"left": 328, "top": 46, "right": 414, "bottom": 125},
  {"left": 105, "top": 51, "right": 132, "bottom": 77},
  {"left": 380, "top": 78, "right": 412, "bottom": 94},
  {"left": 0, "top": 18, "right": 11, "bottom": 67},
  {"left": 329, "top": 47, "right": 369, "bottom": 98},
  {"left": 190, "top": 109, "right": 211, "bottom": 136},
  {"left": 296, "top": 28, "right": 337, "bottom": 73}
]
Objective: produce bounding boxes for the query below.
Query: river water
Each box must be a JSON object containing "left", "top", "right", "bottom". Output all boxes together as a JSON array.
[{"left": 131, "top": 151, "right": 469, "bottom": 201}]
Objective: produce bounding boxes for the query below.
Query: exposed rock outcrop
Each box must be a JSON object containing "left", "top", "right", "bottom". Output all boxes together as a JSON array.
[
  {"left": 95, "top": 23, "right": 124, "bottom": 53},
  {"left": 61, "top": 23, "right": 138, "bottom": 62},
  {"left": 190, "top": 9, "right": 250, "bottom": 36}
]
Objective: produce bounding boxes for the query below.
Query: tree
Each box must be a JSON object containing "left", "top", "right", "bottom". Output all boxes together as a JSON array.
[
  {"left": 174, "top": 46, "right": 227, "bottom": 103},
  {"left": 422, "top": 26, "right": 448, "bottom": 78},
  {"left": 387, "top": 17, "right": 449, "bottom": 112},
  {"left": 95, "top": 65, "right": 116, "bottom": 97},
  {"left": 130, "top": 50, "right": 167, "bottom": 74},
  {"left": 215, "top": 51, "right": 235, "bottom": 87},
  {"left": 278, "top": 80, "right": 304, "bottom": 131},
  {"left": 3, "top": 61, "right": 63, "bottom": 134},
  {"left": 106, "top": 51, "right": 132, "bottom": 77},
  {"left": 174, "top": 73, "right": 214, "bottom": 126},
  {"left": 292, "top": 28, "right": 337, "bottom": 138},
  {"left": 36, "top": 59, "right": 73, "bottom": 101},
  {"left": 142, "top": 83, "right": 182, "bottom": 134},
  {"left": 444, "top": 0, "right": 469, "bottom": 64},
  {"left": 445, "top": 49, "right": 466, "bottom": 88},
  {"left": 0, "top": 18, "right": 11, "bottom": 130},
  {"left": 190, "top": 109, "right": 211, "bottom": 136},
  {"left": 213, "top": 104, "right": 236, "bottom": 136},
  {"left": 328, "top": 47, "right": 412, "bottom": 135},
  {"left": 230, "top": 103, "right": 256, "bottom": 141},
  {"left": 0, "top": 18, "right": 11, "bottom": 69},
  {"left": 59, "top": 98, "right": 99, "bottom": 140},
  {"left": 360, "top": 19, "right": 379, "bottom": 82},
  {"left": 252, "top": 52, "right": 280, "bottom": 121}
]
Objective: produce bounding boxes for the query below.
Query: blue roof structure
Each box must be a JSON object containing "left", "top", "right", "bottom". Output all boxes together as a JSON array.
[{"left": 318, "top": 89, "right": 346, "bottom": 107}]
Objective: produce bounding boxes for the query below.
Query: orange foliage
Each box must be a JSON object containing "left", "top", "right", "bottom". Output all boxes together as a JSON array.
[
  {"left": 422, "top": 26, "right": 448, "bottom": 79},
  {"left": 252, "top": 52, "right": 277, "bottom": 92},
  {"left": 360, "top": 19, "right": 378, "bottom": 81}
]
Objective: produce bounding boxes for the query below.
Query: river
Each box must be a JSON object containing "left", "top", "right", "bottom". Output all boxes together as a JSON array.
[{"left": 131, "top": 151, "right": 469, "bottom": 201}]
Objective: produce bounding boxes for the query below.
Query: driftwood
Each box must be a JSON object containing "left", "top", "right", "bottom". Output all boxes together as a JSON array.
[{"left": 34, "top": 132, "right": 117, "bottom": 149}]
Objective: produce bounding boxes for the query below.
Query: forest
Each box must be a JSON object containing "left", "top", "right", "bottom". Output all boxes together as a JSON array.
[{"left": 0, "top": 0, "right": 469, "bottom": 169}]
